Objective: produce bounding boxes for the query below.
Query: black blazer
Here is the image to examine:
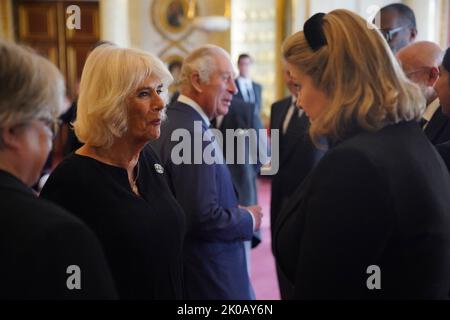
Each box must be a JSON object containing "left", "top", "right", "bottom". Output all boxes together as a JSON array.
[
  {"left": 274, "top": 121, "right": 450, "bottom": 299},
  {"left": 436, "top": 141, "right": 450, "bottom": 172},
  {"left": 218, "top": 97, "right": 262, "bottom": 248},
  {"left": 235, "top": 79, "right": 263, "bottom": 115},
  {"left": 0, "top": 170, "right": 117, "bottom": 299},
  {"left": 424, "top": 107, "right": 450, "bottom": 144},
  {"left": 269, "top": 97, "right": 324, "bottom": 237},
  {"left": 218, "top": 97, "right": 260, "bottom": 207}
]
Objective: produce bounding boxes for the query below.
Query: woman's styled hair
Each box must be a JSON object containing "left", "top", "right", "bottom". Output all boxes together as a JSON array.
[
  {"left": 74, "top": 44, "right": 173, "bottom": 148},
  {"left": 0, "top": 40, "right": 64, "bottom": 146},
  {"left": 282, "top": 9, "right": 425, "bottom": 144}
]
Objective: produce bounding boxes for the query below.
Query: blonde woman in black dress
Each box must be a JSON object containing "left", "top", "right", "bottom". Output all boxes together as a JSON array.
[{"left": 41, "top": 44, "right": 185, "bottom": 299}]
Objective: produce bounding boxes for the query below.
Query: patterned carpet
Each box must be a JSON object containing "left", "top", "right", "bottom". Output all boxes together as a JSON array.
[{"left": 250, "top": 178, "right": 280, "bottom": 300}]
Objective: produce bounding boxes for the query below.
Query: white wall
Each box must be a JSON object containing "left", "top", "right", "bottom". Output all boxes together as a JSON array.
[
  {"left": 405, "top": 0, "right": 448, "bottom": 46},
  {"left": 291, "top": 0, "right": 447, "bottom": 47},
  {"left": 292, "top": 0, "right": 393, "bottom": 30}
]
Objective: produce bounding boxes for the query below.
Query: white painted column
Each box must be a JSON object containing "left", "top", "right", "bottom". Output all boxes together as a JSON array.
[
  {"left": 99, "top": 0, "right": 130, "bottom": 47},
  {"left": 404, "top": 0, "right": 442, "bottom": 44}
]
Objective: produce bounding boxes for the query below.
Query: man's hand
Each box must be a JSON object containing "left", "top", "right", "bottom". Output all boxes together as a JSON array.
[{"left": 241, "top": 205, "right": 263, "bottom": 231}]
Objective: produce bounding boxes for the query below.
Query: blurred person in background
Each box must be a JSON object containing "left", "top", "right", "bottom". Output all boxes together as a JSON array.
[{"left": 376, "top": 3, "right": 417, "bottom": 54}]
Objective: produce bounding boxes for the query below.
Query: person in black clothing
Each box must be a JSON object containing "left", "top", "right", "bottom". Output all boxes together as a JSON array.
[
  {"left": 60, "top": 99, "right": 83, "bottom": 155},
  {"left": 40, "top": 43, "right": 185, "bottom": 299},
  {"left": 0, "top": 39, "right": 117, "bottom": 299},
  {"left": 274, "top": 10, "right": 450, "bottom": 299},
  {"left": 270, "top": 65, "right": 325, "bottom": 299},
  {"left": 396, "top": 42, "right": 450, "bottom": 145},
  {"left": 434, "top": 48, "right": 450, "bottom": 171},
  {"left": 168, "top": 60, "right": 182, "bottom": 106}
]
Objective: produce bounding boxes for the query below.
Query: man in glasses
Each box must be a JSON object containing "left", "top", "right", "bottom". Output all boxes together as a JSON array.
[
  {"left": 376, "top": 3, "right": 417, "bottom": 53},
  {"left": 396, "top": 41, "right": 450, "bottom": 145}
]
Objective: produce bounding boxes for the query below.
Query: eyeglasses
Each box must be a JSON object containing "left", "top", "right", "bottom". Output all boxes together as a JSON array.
[
  {"left": 405, "top": 66, "right": 440, "bottom": 78},
  {"left": 36, "top": 117, "right": 62, "bottom": 139},
  {"left": 379, "top": 25, "right": 409, "bottom": 42},
  {"left": 11, "top": 117, "right": 61, "bottom": 140}
]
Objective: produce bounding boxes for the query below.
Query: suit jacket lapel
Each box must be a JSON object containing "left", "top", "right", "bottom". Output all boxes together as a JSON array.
[
  {"left": 235, "top": 80, "right": 244, "bottom": 101},
  {"left": 280, "top": 113, "right": 310, "bottom": 166},
  {"left": 252, "top": 82, "right": 260, "bottom": 107},
  {"left": 276, "top": 98, "right": 292, "bottom": 131}
]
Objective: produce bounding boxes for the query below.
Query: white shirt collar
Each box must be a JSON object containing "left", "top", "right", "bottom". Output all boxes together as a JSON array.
[
  {"left": 423, "top": 98, "right": 440, "bottom": 122},
  {"left": 291, "top": 96, "right": 304, "bottom": 118},
  {"left": 177, "top": 94, "right": 210, "bottom": 127},
  {"left": 237, "top": 76, "right": 252, "bottom": 86}
]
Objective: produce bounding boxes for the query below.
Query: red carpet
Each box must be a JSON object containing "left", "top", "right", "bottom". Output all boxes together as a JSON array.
[{"left": 251, "top": 178, "right": 280, "bottom": 300}]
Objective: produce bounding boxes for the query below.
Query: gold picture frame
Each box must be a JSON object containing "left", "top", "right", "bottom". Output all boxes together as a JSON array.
[{"left": 151, "top": 0, "right": 193, "bottom": 35}]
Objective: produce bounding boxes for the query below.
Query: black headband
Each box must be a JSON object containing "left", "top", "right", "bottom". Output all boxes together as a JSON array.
[{"left": 303, "top": 13, "right": 327, "bottom": 51}]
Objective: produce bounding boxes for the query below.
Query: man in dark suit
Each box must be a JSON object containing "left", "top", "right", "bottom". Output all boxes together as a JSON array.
[
  {"left": 235, "top": 54, "right": 263, "bottom": 121},
  {"left": 152, "top": 45, "right": 262, "bottom": 300},
  {"left": 423, "top": 108, "right": 450, "bottom": 144},
  {"left": 215, "top": 97, "right": 260, "bottom": 209},
  {"left": 269, "top": 66, "right": 325, "bottom": 299},
  {"left": 434, "top": 48, "right": 450, "bottom": 170},
  {"left": 396, "top": 41, "right": 450, "bottom": 145},
  {"left": 213, "top": 97, "right": 263, "bottom": 275},
  {"left": 234, "top": 54, "right": 266, "bottom": 173}
]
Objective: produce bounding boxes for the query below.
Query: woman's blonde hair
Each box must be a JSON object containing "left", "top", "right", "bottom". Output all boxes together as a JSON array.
[
  {"left": 74, "top": 44, "right": 173, "bottom": 148},
  {"left": 282, "top": 9, "right": 425, "bottom": 145}
]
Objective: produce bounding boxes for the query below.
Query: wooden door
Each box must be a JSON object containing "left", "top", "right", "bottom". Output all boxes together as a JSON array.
[{"left": 14, "top": 0, "right": 99, "bottom": 100}]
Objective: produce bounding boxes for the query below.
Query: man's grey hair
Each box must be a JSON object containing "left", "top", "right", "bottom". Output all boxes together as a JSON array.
[{"left": 179, "top": 45, "right": 232, "bottom": 89}]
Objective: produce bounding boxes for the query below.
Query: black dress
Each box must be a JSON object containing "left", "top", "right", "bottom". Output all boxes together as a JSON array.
[{"left": 40, "top": 144, "right": 185, "bottom": 299}]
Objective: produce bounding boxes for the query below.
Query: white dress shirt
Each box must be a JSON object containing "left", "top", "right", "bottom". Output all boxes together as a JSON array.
[{"left": 237, "top": 76, "right": 255, "bottom": 103}]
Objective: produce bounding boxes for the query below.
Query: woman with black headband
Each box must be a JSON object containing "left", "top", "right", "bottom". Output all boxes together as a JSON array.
[{"left": 273, "top": 9, "right": 450, "bottom": 299}]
